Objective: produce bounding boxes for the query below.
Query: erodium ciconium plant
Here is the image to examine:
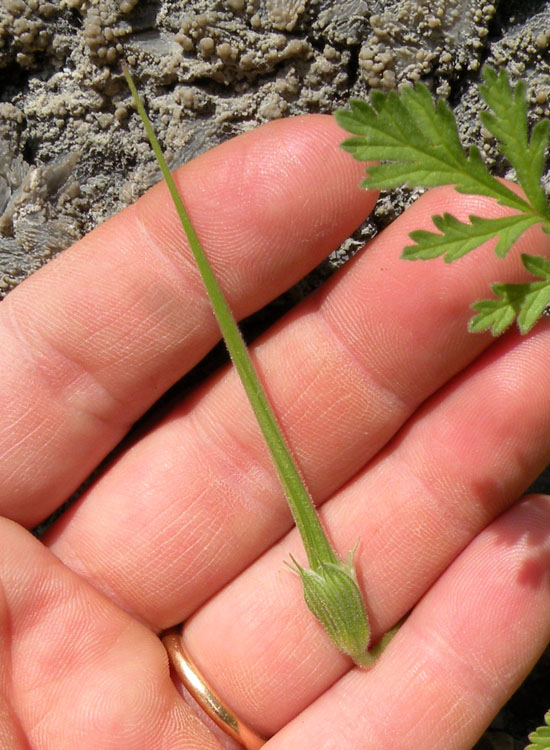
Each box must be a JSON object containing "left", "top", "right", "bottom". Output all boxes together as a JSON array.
[
  {"left": 122, "top": 63, "right": 378, "bottom": 668},
  {"left": 124, "top": 60, "right": 550, "bottom": 742}
]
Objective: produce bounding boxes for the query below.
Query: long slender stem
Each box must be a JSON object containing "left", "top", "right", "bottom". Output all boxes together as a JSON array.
[{"left": 122, "top": 64, "right": 337, "bottom": 570}]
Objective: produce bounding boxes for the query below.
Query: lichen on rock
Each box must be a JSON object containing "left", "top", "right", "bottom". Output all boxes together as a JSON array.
[
  {"left": 355, "top": 0, "right": 497, "bottom": 94},
  {"left": 2, "top": 0, "right": 549, "bottom": 300}
]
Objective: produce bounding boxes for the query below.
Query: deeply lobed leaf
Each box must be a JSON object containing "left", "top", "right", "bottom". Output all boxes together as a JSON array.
[
  {"left": 335, "top": 81, "right": 532, "bottom": 212},
  {"left": 479, "top": 66, "right": 550, "bottom": 219},
  {"left": 469, "top": 254, "right": 550, "bottom": 334},
  {"left": 337, "top": 64, "right": 550, "bottom": 335},
  {"left": 403, "top": 213, "right": 541, "bottom": 262},
  {"left": 527, "top": 711, "right": 550, "bottom": 749}
]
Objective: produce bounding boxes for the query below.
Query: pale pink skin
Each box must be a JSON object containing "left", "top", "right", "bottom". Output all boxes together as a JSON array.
[{"left": 1, "top": 114, "right": 550, "bottom": 749}]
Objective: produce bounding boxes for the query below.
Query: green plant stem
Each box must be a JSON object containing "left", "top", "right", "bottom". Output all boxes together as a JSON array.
[{"left": 122, "top": 63, "right": 337, "bottom": 571}]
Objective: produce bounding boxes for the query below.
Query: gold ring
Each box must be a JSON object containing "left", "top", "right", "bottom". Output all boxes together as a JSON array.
[{"left": 162, "top": 627, "right": 267, "bottom": 750}]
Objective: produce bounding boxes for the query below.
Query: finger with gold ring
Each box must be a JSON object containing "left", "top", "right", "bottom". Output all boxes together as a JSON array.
[{"left": 162, "top": 627, "right": 266, "bottom": 750}]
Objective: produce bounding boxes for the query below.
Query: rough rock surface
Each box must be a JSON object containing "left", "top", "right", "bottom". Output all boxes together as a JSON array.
[
  {"left": 1, "top": 0, "right": 502, "bottom": 292},
  {"left": 2, "top": 0, "right": 550, "bottom": 746}
]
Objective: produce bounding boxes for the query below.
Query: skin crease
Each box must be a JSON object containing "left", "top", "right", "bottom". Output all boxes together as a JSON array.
[{"left": 0, "top": 114, "right": 550, "bottom": 748}]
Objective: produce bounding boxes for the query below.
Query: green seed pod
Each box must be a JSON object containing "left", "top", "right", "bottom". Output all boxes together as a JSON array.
[{"left": 291, "top": 554, "right": 371, "bottom": 667}]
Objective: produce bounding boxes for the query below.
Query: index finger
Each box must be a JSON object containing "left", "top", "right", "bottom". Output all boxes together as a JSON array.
[{"left": 0, "top": 114, "right": 375, "bottom": 527}]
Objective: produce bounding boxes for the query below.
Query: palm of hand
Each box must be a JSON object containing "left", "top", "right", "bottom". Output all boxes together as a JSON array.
[{"left": 1, "top": 115, "right": 550, "bottom": 750}]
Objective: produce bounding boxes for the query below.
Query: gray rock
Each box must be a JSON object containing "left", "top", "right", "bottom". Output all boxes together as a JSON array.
[{"left": 0, "top": 0, "right": 502, "bottom": 294}]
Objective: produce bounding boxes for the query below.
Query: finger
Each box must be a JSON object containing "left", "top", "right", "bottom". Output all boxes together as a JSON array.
[
  {"left": 180, "top": 319, "right": 550, "bottom": 736},
  {"left": 0, "top": 518, "right": 222, "bottom": 750},
  {"left": 264, "top": 495, "right": 550, "bottom": 750},
  {"left": 47, "top": 185, "right": 547, "bottom": 627},
  {"left": 0, "top": 115, "right": 374, "bottom": 527}
]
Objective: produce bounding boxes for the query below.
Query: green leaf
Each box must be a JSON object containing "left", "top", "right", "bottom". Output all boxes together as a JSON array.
[
  {"left": 470, "top": 252, "right": 550, "bottom": 334},
  {"left": 526, "top": 710, "right": 550, "bottom": 749},
  {"left": 335, "top": 82, "right": 532, "bottom": 213},
  {"left": 516, "top": 282, "right": 550, "bottom": 332},
  {"left": 469, "top": 276, "right": 550, "bottom": 335},
  {"left": 403, "top": 212, "right": 541, "bottom": 262},
  {"left": 479, "top": 66, "right": 550, "bottom": 219},
  {"left": 521, "top": 252, "right": 550, "bottom": 279},
  {"left": 468, "top": 294, "right": 519, "bottom": 335},
  {"left": 337, "top": 65, "right": 550, "bottom": 337}
]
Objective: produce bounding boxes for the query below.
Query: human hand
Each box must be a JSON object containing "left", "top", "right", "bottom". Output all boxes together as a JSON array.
[{"left": 1, "top": 115, "right": 550, "bottom": 749}]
